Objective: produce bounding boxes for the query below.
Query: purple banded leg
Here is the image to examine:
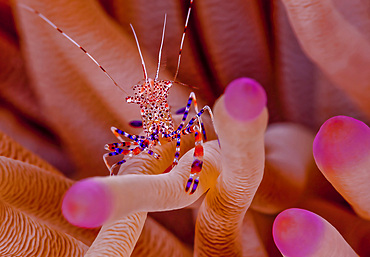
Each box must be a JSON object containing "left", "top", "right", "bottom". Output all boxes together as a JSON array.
[
  {"left": 103, "top": 146, "right": 144, "bottom": 175},
  {"left": 110, "top": 126, "right": 142, "bottom": 143},
  {"left": 167, "top": 92, "right": 207, "bottom": 141},
  {"left": 183, "top": 105, "right": 215, "bottom": 132},
  {"left": 103, "top": 142, "right": 140, "bottom": 174},
  {"left": 105, "top": 158, "right": 127, "bottom": 176},
  {"left": 201, "top": 122, "right": 207, "bottom": 141},
  {"left": 185, "top": 125, "right": 204, "bottom": 194},
  {"left": 104, "top": 141, "right": 139, "bottom": 151},
  {"left": 169, "top": 95, "right": 212, "bottom": 193},
  {"left": 103, "top": 152, "right": 127, "bottom": 176},
  {"left": 104, "top": 139, "right": 140, "bottom": 175},
  {"left": 185, "top": 174, "right": 200, "bottom": 194},
  {"left": 176, "top": 104, "right": 217, "bottom": 147},
  {"left": 162, "top": 131, "right": 182, "bottom": 174},
  {"left": 173, "top": 92, "right": 203, "bottom": 136},
  {"left": 143, "top": 148, "right": 161, "bottom": 159},
  {"left": 177, "top": 105, "right": 214, "bottom": 194},
  {"left": 167, "top": 92, "right": 204, "bottom": 171},
  {"left": 171, "top": 133, "right": 181, "bottom": 168}
]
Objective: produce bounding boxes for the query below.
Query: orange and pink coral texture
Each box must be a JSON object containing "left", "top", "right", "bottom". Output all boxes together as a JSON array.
[{"left": 0, "top": 0, "right": 369, "bottom": 256}]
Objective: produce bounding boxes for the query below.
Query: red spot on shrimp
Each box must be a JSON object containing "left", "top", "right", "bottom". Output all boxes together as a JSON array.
[{"left": 194, "top": 145, "right": 203, "bottom": 157}]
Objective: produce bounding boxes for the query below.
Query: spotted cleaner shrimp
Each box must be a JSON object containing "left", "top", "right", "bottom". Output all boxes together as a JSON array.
[{"left": 19, "top": 0, "right": 216, "bottom": 194}]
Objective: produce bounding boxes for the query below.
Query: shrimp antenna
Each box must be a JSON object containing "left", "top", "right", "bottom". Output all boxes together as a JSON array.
[
  {"left": 130, "top": 24, "right": 148, "bottom": 82},
  {"left": 155, "top": 14, "right": 167, "bottom": 80},
  {"left": 18, "top": 3, "right": 129, "bottom": 96},
  {"left": 173, "top": 0, "right": 194, "bottom": 82}
]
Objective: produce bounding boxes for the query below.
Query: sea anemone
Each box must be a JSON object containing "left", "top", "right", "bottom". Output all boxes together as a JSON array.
[{"left": 0, "top": 0, "right": 369, "bottom": 256}]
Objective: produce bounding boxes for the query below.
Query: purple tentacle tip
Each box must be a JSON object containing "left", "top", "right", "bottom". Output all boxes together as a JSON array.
[
  {"left": 313, "top": 115, "right": 370, "bottom": 173},
  {"left": 62, "top": 179, "right": 113, "bottom": 228},
  {"left": 273, "top": 208, "right": 324, "bottom": 257},
  {"left": 224, "top": 77, "right": 267, "bottom": 121}
]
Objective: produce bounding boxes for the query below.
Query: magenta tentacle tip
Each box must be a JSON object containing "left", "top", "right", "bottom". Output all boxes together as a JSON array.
[
  {"left": 313, "top": 115, "right": 370, "bottom": 173},
  {"left": 224, "top": 77, "right": 267, "bottom": 121},
  {"left": 273, "top": 208, "right": 324, "bottom": 257},
  {"left": 62, "top": 179, "right": 113, "bottom": 228}
]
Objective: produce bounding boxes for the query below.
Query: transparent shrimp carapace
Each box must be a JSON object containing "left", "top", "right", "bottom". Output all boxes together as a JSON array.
[{"left": 20, "top": 0, "right": 216, "bottom": 194}]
